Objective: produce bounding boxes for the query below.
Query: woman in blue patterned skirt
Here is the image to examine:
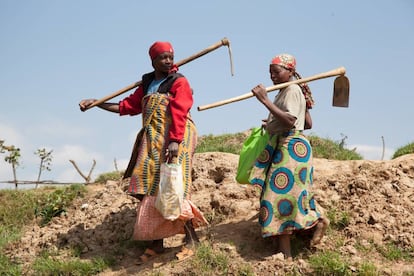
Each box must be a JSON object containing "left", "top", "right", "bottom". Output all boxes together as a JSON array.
[{"left": 249, "top": 53, "right": 329, "bottom": 259}]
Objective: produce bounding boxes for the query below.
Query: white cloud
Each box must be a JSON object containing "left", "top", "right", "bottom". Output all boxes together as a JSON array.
[
  {"left": 56, "top": 167, "right": 90, "bottom": 183},
  {"left": 113, "top": 158, "right": 129, "bottom": 172},
  {"left": 26, "top": 120, "right": 91, "bottom": 140},
  {"left": 53, "top": 144, "right": 104, "bottom": 166},
  {"left": 348, "top": 144, "right": 394, "bottom": 161},
  {"left": 0, "top": 122, "right": 25, "bottom": 146},
  {"left": 51, "top": 144, "right": 105, "bottom": 182}
]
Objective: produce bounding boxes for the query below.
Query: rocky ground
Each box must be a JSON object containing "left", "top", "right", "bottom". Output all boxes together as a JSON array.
[{"left": 5, "top": 152, "right": 414, "bottom": 275}]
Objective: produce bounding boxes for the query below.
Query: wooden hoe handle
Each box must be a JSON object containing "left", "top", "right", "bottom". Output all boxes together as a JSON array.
[
  {"left": 84, "top": 38, "right": 232, "bottom": 111},
  {"left": 197, "top": 67, "right": 346, "bottom": 111}
]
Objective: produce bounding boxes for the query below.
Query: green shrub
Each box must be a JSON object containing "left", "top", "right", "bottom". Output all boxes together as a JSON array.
[
  {"left": 0, "top": 186, "right": 85, "bottom": 275},
  {"left": 34, "top": 184, "right": 86, "bottom": 226},
  {"left": 196, "top": 132, "right": 247, "bottom": 154},
  {"left": 187, "top": 242, "right": 229, "bottom": 275},
  {"left": 95, "top": 171, "right": 124, "bottom": 183},
  {"left": 327, "top": 207, "right": 351, "bottom": 230},
  {"left": 392, "top": 142, "right": 414, "bottom": 159},
  {"left": 32, "top": 251, "right": 108, "bottom": 276},
  {"left": 0, "top": 253, "right": 21, "bottom": 275},
  {"left": 308, "top": 135, "right": 363, "bottom": 160},
  {"left": 357, "top": 261, "right": 378, "bottom": 275},
  {"left": 308, "top": 251, "right": 352, "bottom": 275},
  {"left": 0, "top": 190, "right": 41, "bottom": 248},
  {"left": 377, "top": 242, "right": 413, "bottom": 261}
]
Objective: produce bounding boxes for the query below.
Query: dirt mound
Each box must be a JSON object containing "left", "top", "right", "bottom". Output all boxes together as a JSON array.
[{"left": 5, "top": 153, "right": 414, "bottom": 275}]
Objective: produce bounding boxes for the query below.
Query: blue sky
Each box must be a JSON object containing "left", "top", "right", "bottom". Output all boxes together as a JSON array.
[{"left": 1, "top": 0, "right": 413, "bottom": 187}]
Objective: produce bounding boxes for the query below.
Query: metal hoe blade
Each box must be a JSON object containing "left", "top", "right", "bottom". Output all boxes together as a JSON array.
[{"left": 333, "top": 75, "right": 350, "bottom": 107}]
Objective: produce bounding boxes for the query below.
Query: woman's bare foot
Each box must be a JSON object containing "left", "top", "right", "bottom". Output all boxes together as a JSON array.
[
  {"left": 137, "top": 239, "right": 164, "bottom": 265},
  {"left": 310, "top": 217, "right": 329, "bottom": 246}
]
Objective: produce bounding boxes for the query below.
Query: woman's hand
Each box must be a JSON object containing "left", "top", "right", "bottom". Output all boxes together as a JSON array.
[
  {"left": 166, "top": 141, "right": 179, "bottom": 162},
  {"left": 251, "top": 84, "right": 268, "bottom": 104},
  {"left": 261, "top": 119, "right": 268, "bottom": 128},
  {"left": 79, "top": 99, "right": 97, "bottom": 112}
]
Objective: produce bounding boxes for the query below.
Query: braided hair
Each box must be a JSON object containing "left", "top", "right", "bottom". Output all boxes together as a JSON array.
[{"left": 294, "top": 71, "right": 314, "bottom": 109}]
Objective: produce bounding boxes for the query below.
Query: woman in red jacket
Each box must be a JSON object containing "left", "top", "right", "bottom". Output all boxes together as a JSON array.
[{"left": 79, "top": 41, "right": 206, "bottom": 264}]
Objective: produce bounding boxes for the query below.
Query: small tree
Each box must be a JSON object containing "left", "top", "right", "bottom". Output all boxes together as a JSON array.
[
  {"left": 34, "top": 148, "right": 53, "bottom": 188},
  {"left": 69, "top": 159, "right": 96, "bottom": 184},
  {"left": 0, "top": 140, "right": 21, "bottom": 189}
]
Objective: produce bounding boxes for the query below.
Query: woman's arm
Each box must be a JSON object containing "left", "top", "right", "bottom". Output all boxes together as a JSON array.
[
  {"left": 304, "top": 109, "right": 312, "bottom": 129},
  {"left": 79, "top": 86, "right": 144, "bottom": 115},
  {"left": 79, "top": 99, "right": 119, "bottom": 113},
  {"left": 251, "top": 84, "right": 296, "bottom": 129},
  {"left": 168, "top": 77, "right": 194, "bottom": 142}
]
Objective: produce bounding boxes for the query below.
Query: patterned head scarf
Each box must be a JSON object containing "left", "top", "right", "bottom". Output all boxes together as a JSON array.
[
  {"left": 271, "top": 53, "right": 315, "bottom": 109},
  {"left": 271, "top": 54, "right": 296, "bottom": 71},
  {"left": 149, "top": 41, "right": 174, "bottom": 61}
]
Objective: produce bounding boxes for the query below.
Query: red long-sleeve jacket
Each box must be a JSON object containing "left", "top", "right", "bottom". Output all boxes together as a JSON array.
[{"left": 119, "top": 75, "right": 193, "bottom": 143}]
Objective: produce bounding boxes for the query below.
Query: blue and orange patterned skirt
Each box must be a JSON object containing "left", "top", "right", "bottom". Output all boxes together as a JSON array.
[{"left": 249, "top": 130, "right": 322, "bottom": 237}]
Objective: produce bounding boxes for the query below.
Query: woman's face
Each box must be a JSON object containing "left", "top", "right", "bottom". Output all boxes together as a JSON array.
[
  {"left": 269, "top": 64, "right": 292, "bottom": 85},
  {"left": 152, "top": 52, "right": 174, "bottom": 74}
]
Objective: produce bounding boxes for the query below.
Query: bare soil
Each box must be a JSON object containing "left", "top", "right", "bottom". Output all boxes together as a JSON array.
[{"left": 5, "top": 152, "right": 414, "bottom": 275}]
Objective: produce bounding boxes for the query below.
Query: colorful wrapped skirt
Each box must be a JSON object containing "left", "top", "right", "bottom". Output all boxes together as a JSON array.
[
  {"left": 126, "top": 93, "right": 206, "bottom": 240},
  {"left": 249, "top": 130, "right": 322, "bottom": 237}
]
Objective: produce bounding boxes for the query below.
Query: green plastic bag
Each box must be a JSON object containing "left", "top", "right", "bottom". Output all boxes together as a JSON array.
[{"left": 236, "top": 127, "right": 269, "bottom": 184}]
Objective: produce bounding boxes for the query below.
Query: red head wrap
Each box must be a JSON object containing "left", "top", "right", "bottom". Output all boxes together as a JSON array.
[{"left": 149, "top": 41, "right": 174, "bottom": 61}]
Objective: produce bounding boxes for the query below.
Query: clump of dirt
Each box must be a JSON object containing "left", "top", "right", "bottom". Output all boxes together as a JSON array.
[{"left": 5, "top": 153, "right": 414, "bottom": 275}]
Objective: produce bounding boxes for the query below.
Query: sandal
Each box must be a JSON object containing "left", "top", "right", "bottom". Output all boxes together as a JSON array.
[
  {"left": 176, "top": 246, "right": 194, "bottom": 261},
  {"left": 137, "top": 248, "right": 159, "bottom": 265}
]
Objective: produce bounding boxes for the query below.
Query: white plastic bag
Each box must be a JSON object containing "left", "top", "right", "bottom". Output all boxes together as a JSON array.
[{"left": 155, "top": 162, "right": 184, "bottom": 220}]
